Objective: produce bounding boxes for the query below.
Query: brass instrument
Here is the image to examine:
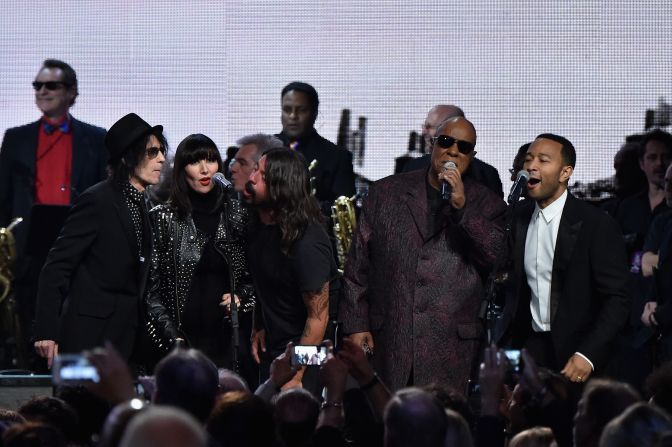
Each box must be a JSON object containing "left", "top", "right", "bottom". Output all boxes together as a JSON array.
[
  {"left": 0, "top": 217, "right": 27, "bottom": 368},
  {"left": 308, "top": 159, "right": 318, "bottom": 196},
  {"left": 0, "top": 218, "right": 22, "bottom": 303},
  {"left": 331, "top": 196, "right": 357, "bottom": 273}
]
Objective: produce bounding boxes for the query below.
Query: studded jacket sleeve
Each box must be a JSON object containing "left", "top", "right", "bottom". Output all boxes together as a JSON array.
[{"left": 145, "top": 206, "right": 182, "bottom": 351}]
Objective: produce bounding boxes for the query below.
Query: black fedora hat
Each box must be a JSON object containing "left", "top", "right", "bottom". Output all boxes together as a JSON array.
[{"left": 105, "top": 113, "right": 163, "bottom": 162}]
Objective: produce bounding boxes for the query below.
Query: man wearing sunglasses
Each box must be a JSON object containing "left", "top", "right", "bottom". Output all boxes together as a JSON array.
[
  {"left": 340, "top": 116, "right": 506, "bottom": 392},
  {"left": 34, "top": 113, "right": 166, "bottom": 370},
  {"left": 0, "top": 59, "right": 107, "bottom": 369},
  {"left": 403, "top": 104, "right": 503, "bottom": 199}
]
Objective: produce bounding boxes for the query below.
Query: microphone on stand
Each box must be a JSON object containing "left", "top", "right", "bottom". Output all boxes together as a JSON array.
[
  {"left": 441, "top": 161, "right": 457, "bottom": 200},
  {"left": 507, "top": 170, "right": 530, "bottom": 204},
  {"left": 213, "top": 172, "right": 233, "bottom": 191}
]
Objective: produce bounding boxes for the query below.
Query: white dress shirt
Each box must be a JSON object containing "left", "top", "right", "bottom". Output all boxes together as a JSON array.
[{"left": 523, "top": 189, "right": 593, "bottom": 369}]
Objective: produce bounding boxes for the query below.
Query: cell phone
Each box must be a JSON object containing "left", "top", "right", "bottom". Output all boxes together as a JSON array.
[
  {"left": 504, "top": 349, "right": 522, "bottom": 373},
  {"left": 467, "top": 379, "right": 480, "bottom": 396},
  {"left": 52, "top": 354, "right": 100, "bottom": 384},
  {"left": 291, "top": 345, "right": 328, "bottom": 366}
]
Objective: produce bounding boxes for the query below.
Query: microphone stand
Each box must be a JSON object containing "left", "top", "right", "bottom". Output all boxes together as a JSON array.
[
  {"left": 214, "top": 199, "right": 240, "bottom": 374},
  {"left": 479, "top": 194, "right": 521, "bottom": 345}
]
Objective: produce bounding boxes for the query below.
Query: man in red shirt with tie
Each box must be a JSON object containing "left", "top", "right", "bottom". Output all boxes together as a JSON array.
[{"left": 0, "top": 59, "right": 106, "bottom": 369}]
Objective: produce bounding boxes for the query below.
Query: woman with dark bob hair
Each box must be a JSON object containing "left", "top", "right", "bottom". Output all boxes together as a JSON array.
[{"left": 145, "top": 133, "right": 256, "bottom": 372}]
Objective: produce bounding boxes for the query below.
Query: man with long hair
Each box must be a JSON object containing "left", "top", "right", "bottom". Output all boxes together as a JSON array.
[
  {"left": 243, "top": 148, "right": 338, "bottom": 390},
  {"left": 33, "top": 113, "right": 166, "bottom": 367}
]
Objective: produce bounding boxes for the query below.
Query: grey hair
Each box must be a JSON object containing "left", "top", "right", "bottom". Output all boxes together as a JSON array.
[
  {"left": 119, "top": 405, "right": 207, "bottom": 447},
  {"left": 235, "top": 133, "right": 284, "bottom": 162}
]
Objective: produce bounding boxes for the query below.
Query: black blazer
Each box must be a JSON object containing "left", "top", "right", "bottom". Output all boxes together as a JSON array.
[
  {"left": 495, "top": 193, "right": 631, "bottom": 372},
  {"left": 0, "top": 117, "right": 107, "bottom": 259},
  {"left": 34, "top": 180, "right": 151, "bottom": 359}
]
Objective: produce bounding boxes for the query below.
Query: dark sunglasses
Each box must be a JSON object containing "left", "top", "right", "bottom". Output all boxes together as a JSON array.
[
  {"left": 431, "top": 135, "right": 475, "bottom": 154},
  {"left": 146, "top": 146, "right": 167, "bottom": 159},
  {"left": 32, "top": 81, "right": 71, "bottom": 91}
]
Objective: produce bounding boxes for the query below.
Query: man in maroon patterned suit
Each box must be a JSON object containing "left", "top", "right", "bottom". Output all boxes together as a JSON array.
[{"left": 339, "top": 116, "right": 506, "bottom": 392}]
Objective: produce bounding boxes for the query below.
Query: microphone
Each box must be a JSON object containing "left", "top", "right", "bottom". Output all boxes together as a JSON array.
[
  {"left": 213, "top": 172, "right": 233, "bottom": 191},
  {"left": 441, "top": 161, "right": 457, "bottom": 200},
  {"left": 508, "top": 170, "right": 530, "bottom": 204}
]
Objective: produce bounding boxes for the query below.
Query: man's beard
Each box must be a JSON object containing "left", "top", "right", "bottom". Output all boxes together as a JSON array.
[{"left": 244, "top": 181, "right": 256, "bottom": 201}]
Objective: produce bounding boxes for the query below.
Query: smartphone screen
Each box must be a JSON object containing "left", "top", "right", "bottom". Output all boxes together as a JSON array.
[
  {"left": 291, "top": 345, "right": 328, "bottom": 366},
  {"left": 504, "top": 349, "right": 522, "bottom": 373},
  {"left": 52, "top": 354, "right": 100, "bottom": 384}
]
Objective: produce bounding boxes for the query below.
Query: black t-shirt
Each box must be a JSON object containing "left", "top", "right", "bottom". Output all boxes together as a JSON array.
[{"left": 247, "top": 221, "right": 337, "bottom": 353}]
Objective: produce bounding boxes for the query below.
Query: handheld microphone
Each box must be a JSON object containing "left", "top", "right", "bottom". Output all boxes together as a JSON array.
[
  {"left": 441, "top": 161, "right": 457, "bottom": 200},
  {"left": 507, "top": 170, "right": 530, "bottom": 204},
  {"left": 213, "top": 172, "right": 233, "bottom": 191}
]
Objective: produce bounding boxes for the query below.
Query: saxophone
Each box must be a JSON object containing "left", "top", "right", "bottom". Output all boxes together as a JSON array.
[
  {"left": 331, "top": 196, "right": 357, "bottom": 273},
  {"left": 0, "top": 217, "right": 22, "bottom": 303}
]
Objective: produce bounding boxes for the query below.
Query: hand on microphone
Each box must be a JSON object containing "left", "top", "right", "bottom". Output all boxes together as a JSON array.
[{"left": 438, "top": 163, "right": 465, "bottom": 209}]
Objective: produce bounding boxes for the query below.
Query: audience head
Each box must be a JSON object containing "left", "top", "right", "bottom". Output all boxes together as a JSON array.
[
  {"left": 512, "top": 142, "right": 532, "bottom": 182},
  {"left": 444, "top": 408, "right": 474, "bottom": 447},
  {"left": 231, "top": 133, "right": 284, "bottom": 192},
  {"left": 613, "top": 141, "right": 647, "bottom": 197},
  {"left": 639, "top": 129, "right": 672, "bottom": 189},
  {"left": 665, "top": 164, "right": 672, "bottom": 208},
  {"left": 207, "top": 391, "right": 274, "bottom": 447},
  {"left": 599, "top": 402, "right": 672, "bottom": 447},
  {"left": 574, "top": 379, "right": 641, "bottom": 447},
  {"left": 646, "top": 361, "right": 672, "bottom": 416},
  {"left": 34, "top": 59, "right": 78, "bottom": 119},
  {"left": 106, "top": 113, "right": 167, "bottom": 189},
  {"left": 0, "top": 409, "right": 26, "bottom": 426},
  {"left": 524, "top": 133, "right": 575, "bottom": 208},
  {"left": 273, "top": 388, "right": 320, "bottom": 447},
  {"left": 99, "top": 399, "right": 148, "bottom": 447},
  {"left": 383, "top": 387, "right": 447, "bottom": 447},
  {"left": 509, "top": 426, "right": 557, "bottom": 447},
  {"left": 281, "top": 82, "right": 319, "bottom": 140},
  {"left": 2, "top": 422, "right": 67, "bottom": 447},
  {"left": 18, "top": 396, "right": 79, "bottom": 444},
  {"left": 153, "top": 348, "right": 219, "bottom": 423},
  {"left": 168, "top": 133, "right": 223, "bottom": 217},
  {"left": 118, "top": 405, "right": 207, "bottom": 447},
  {"left": 217, "top": 368, "right": 249, "bottom": 394},
  {"left": 422, "top": 383, "right": 475, "bottom": 431},
  {"left": 422, "top": 104, "right": 465, "bottom": 148},
  {"left": 54, "top": 385, "right": 111, "bottom": 445}
]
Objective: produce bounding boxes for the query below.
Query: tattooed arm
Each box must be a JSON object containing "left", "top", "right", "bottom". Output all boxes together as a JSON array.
[
  {"left": 282, "top": 281, "right": 330, "bottom": 390},
  {"left": 300, "top": 281, "right": 331, "bottom": 345}
]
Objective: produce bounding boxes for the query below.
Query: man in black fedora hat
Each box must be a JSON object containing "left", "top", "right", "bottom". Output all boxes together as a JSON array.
[{"left": 33, "top": 113, "right": 167, "bottom": 367}]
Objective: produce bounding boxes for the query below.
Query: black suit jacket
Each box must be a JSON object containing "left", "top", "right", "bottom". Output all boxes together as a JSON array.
[
  {"left": 495, "top": 193, "right": 631, "bottom": 372},
  {"left": 34, "top": 180, "right": 151, "bottom": 359},
  {"left": 276, "top": 130, "right": 356, "bottom": 202},
  {"left": 0, "top": 116, "right": 107, "bottom": 261},
  {"left": 401, "top": 154, "right": 504, "bottom": 199}
]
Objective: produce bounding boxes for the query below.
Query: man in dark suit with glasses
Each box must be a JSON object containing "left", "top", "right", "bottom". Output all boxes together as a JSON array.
[
  {"left": 340, "top": 116, "right": 506, "bottom": 392},
  {"left": 0, "top": 59, "right": 107, "bottom": 368}
]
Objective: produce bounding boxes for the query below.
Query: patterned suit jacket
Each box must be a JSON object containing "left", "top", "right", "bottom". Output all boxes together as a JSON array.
[{"left": 339, "top": 168, "right": 506, "bottom": 391}]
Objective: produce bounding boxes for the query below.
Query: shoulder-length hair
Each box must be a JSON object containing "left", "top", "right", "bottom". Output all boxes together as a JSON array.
[
  {"left": 108, "top": 131, "right": 168, "bottom": 185},
  {"left": 263, "top": 148, "right": 324, "bottom": 253},
  {"left": 169, "top": 133, "right": 223, "bottom": 218}
]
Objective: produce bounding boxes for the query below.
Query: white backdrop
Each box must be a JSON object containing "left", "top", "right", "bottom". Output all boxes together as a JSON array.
[{"left": 2, "top": 1, "right": 671, "bottom": 190}]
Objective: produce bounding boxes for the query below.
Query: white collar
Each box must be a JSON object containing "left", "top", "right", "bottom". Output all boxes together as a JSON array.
[{"left": 534, "top": 189, "right": 568, "bottom": 224}]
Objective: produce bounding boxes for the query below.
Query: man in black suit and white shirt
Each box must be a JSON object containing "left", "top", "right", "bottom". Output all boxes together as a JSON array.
[{"left": 496, "top": 133, "right": 630, "bottom": 383}]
